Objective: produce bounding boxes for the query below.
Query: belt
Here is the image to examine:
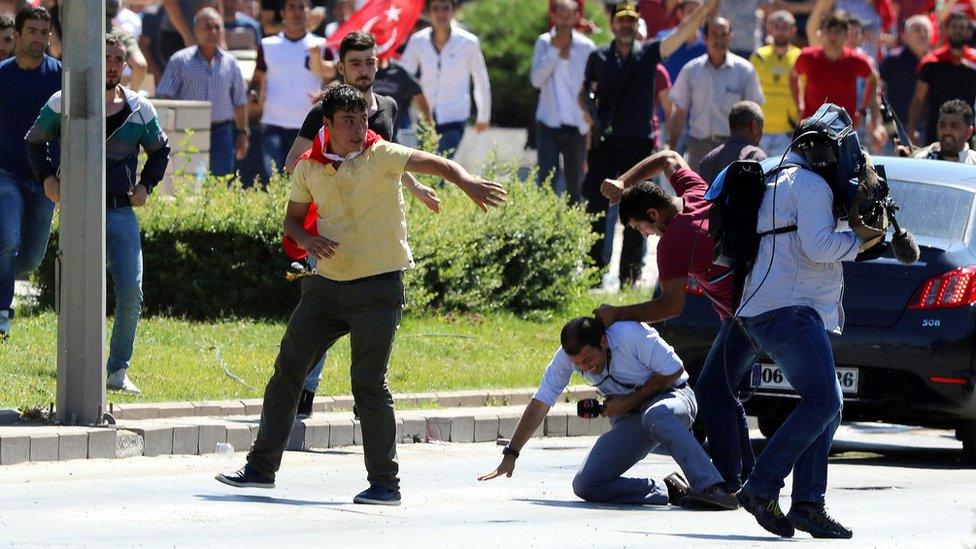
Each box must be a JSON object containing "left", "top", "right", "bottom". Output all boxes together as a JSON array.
[
  {"left": 323, "top": 270, "right": 402, "bottom": 285},
  {"left": 672, "top": 381, "right": 688, "bottom": 390},
  {"left": 107, "top": 193, "right": 132, "bottom": 209},
  {"left": 211, "top": 120, "right": 234, "bottom": 128}
]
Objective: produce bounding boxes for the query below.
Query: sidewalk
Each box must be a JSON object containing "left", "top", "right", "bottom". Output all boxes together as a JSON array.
[{"left": 0, "top": 386, "right": 631, "bottom": 465}]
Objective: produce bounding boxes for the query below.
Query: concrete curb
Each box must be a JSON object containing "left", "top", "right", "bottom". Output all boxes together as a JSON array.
[{"left": 101, "top": 385, "right": 600, "bottom": 422}]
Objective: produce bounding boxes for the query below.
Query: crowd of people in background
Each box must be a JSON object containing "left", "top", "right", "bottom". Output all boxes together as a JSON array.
[{"left": 4, "top": 0, "right": 976, "bottom": 381}]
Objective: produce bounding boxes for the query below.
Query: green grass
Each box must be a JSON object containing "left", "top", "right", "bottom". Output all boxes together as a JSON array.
[{"left": 0, "top": 290, "right": 651, "bottom": 409}]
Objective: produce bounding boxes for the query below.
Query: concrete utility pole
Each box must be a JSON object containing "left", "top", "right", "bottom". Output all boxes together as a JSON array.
[{"left": 56, "top": 1, "right": 106, "bottom": 426}]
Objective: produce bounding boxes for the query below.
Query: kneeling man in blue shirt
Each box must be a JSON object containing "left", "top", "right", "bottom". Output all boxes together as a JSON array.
[{"left": 478, "top": 317, "right": 735, "bottom": 510}]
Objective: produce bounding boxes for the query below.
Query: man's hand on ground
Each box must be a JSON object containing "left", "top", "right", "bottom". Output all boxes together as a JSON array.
[
  {"left": 477, "top": 455, "right": 516, "bottom": 481},
  {"left": 458, "top": 177, "right": 507, "bottom": 212}
]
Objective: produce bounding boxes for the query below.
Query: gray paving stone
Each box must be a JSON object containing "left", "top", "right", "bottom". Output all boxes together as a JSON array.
[
  {"left": 330, "top": 396, "right": 356, "bottom": 411},
  {"left": 425, "top": 417, "right": 452, "bottom": 442},
  {"left": 240, "top": 399, "right": 263, "bottom": 416},
  {"left": 87, "top": 429, "right": 116, "bottom": 459},
  {"left": 567, "top": 415, "right": 589, "bottom": 437},
  {"left": 450, "top": 416, "right": 475, "bottom": 443},
  {"left": 248, "top": 424, "right": 260, "bottom": 445},
  {"left": 395, "top": 418, "right": 404, "bottom": 444},
  {"left": 502, "top": 391, "right": 534, "bottom": 406},
  {"left": 288, "top": 420, "right": 306, "bottom": 451},
  {"left": 545, "top": 413, "right": 568, "bottom": 437},
  {"left": 400, "top": 417, "right": 426, "bottom": 443},
  {"left": 58, "top": 431, "right": 89, "bottom": 461},
  {"left": 112, "top": 404, "right": 158, "bottom": 420},
  {"left": 328, "top": 419, "right": 355, "bottom": 447},
  {"left": 171, "top": 424, "right": 200, "bottom": 455},
  {"left": 395, "top": 393, "right": 438, "bottom": 408},
  {"left": 496, "top": 413, "right": 520, "bottom": 439},
  {"left": 225, "top": 423, "right": 251, "bottom": 452},
  {"left": 588, "top": 416, "right": 611, "bottom": 436},
  {"left": 473, "top": 415, "right": 499, "bottom": 442},
  {"left": 303, "top": 422, "right": 330, "bottom": 450},
  {"left": 311, "top": 396, "right": 333, "bottom": 413},
  {"left": 216, "top": 401, "right": 246, "bottom": 416},
  {"left": 198, "top": 424, "right": 227, "bottom": 454},
  {"left": 485, "top": 390, "right": 509, "bottom": 407},
  {"left": 193, "top": 402, "right": 222, "bottom": 416},
  {"left": 115, "top": 430, "right": 144, "bottom": 458},
  {"left": 437, "top": 391, "right": 487, "bottom": 408},
  {"left": 128, "top": 425, "right": 173, "bottom": 457},
  {"left": 29, "top": 433, "right": 59, "bottom": 462},
  {"left": 0, "top": 433, "right": 29, "bottom": 465},
  {"left": 154, "top": 402, "right": 196, "bottom": 419},
  {"left": 353, "top": 420, "right": 363, "bottom": 446}
]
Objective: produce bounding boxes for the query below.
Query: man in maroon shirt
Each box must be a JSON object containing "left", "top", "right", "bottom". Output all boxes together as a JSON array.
[
  {"left": 790, "top": 11, "right": 877, "bottom": 128},
  {"left": 907, "top": 12, "right": 976, "bottom": 146},
  {"left": 595, "top": 149, "right": 756, "bottom": 493}
]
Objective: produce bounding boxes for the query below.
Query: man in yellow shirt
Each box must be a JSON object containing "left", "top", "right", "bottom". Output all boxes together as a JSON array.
[
  {"left": 216, "top": 84, "right": 507, "bottom": 505},
  {"left": 750, "top": 10, "right": 801, "bottom": 157}
]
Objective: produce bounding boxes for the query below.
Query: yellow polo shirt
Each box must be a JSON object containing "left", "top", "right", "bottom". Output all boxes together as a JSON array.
[
  {"left": 290, "top": 141, "right": 415, "bottom": 281},
  {"left": 750, "top": 45, "right": 801, "bottom": 135}
]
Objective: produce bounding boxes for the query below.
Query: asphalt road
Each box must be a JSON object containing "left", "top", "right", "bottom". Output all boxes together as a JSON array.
[{"left": 0, "top": 423, "right": 973, "bottom": 548}]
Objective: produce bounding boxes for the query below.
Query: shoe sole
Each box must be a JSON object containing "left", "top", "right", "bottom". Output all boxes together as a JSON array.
[
  {"left": 787, "top": 513, "right": 853, "bottom": 539},
  {"left": 214, "top": 474, "right": 275, "bottom": 489},
  {"left": 685, "top": 494, "right": 739, "bottom": 511},
  {"left": 736, "top": 493, "right": 795, "bottom": 538},
  {"left": 353, "top": 496, "right": 401, "bottom": 506}
]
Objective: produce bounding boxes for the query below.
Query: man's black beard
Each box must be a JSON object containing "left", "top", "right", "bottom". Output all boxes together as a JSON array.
[{"left": 949, "top": 36, "right": 969, "bottom": 48}]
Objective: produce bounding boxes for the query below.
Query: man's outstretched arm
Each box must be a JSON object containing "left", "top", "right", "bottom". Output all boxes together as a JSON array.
[
  {"left": 477, "top": 398, "right": 550, "bottom": 481},
  {"left": 404, "top": 150, "right": 507, "bottom": 212}
]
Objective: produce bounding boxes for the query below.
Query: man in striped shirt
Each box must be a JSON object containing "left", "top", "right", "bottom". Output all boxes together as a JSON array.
[{"left": 156, "top": 8, "right": 249, "bottom": 177}]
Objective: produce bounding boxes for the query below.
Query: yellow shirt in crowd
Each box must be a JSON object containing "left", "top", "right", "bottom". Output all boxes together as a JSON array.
[
  {"left": 290, "top": 140, "right": 415, "bottom": 281},
  {"left": 750, "top": 45, "right": 801, "bottom": 135}
]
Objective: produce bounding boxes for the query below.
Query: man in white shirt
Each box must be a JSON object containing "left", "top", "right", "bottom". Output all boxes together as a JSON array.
[
  {"left": 668, "top": 16, "right": 764, "bottom": 171},
  {"left": 400, "top": 0, "right": 491, "bottom": 157},
  {"left": 530, "top": 0, "right": 595, "bottom": 205},
  {"left": 251, "top": 0, "right": 325, "bottom": 175},
  {"left": 478, "top": 317, "right": 735, "bottom": 510},
  {"left": 907, "top": 100, "right": 976, "bottom": 165}
]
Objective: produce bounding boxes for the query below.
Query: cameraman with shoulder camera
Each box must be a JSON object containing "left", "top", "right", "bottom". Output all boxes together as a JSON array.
[
  {"left": 726, "top": 106, "right": 882, "bottom": 539},
  {"left": 478, "top": 317, "right": 735, "bottom": 510}
]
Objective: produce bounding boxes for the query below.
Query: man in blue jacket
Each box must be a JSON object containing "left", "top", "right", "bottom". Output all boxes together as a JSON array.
[
  {"left": 25, "top": 33, "right": 171, "bottom": 394},
  {"left": 0, "top": 6, "right": 61, "bottom": 340}
]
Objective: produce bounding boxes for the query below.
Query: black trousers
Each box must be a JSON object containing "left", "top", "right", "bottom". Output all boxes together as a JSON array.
[{"left": 582, "top": 138, "right": 655, "bottom": 284}]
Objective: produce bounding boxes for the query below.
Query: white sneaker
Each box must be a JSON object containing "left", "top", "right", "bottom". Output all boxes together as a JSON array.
[{"left": 106, "top": 370, "right": 142, "bottom": 394}]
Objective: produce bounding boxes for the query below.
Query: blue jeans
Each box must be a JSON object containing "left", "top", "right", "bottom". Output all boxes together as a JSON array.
[
  {"left": 210, "top": 121, "right": 236, "bottom": 177},
  {"left": 0, "top": 168, "right": 56, "bottom": 314},
  {"left": 536, "top": 123, "right": 586, "bottom": 205},
  {"left": 106, "top": 208, "right": 144, "bottom": 374},
  {"left": 571, "top": 385, "right": 724, "bottom": 504},
  {"left": 738, "top": 306, "right": 843, "bottom": 504},
  {"left": 261, "top": 124, "right": 299, "bottom": 177},
  {"left": 694, "top": 318, "right": 758, "bottom": 491},
  {"left": 435, "top": 121, "right": 465, "bottom": 158}
]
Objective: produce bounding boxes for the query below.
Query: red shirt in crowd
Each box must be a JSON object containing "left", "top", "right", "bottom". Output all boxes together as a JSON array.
[
  {"left": 652, "top": 63, "right": 672, "bottom": 148},
  {"left": 640, "top": 0, "right": 679, "bottom": 38},
  {"left": 794, "top": 46, "right": 874, "bottom": 123},
  {"left": 656, "top": 168, "right": 736, "bottom": 320}
]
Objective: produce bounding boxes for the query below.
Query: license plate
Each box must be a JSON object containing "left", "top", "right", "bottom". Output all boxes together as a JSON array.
[{"left": 751, "top": 363, "right": 858, "bottom": 395}]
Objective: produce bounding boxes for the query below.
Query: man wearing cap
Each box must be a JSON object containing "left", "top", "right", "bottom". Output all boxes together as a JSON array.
[{"left": 580, "top": 0, "right": 716, "bottom": 287}]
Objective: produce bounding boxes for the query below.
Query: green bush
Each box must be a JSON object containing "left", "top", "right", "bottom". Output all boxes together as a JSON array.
[
  {"left": 459, "top": 0, "right": 610, "bottom": 129},
  {"left": 34, "top": 154, "right": 597, "bottom": 320}
]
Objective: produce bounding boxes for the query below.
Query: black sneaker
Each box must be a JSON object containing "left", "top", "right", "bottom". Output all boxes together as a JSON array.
[
  {"left": 687, "top": 484, "right": 739, "bottom": 511},
  {"left": 353, "top": 484, "right": 401, "bottom": 506},
  {"left": 297, "top": 389, "right": 315, "bottom": 418},
  {"left": 735, "top": 489, "right": 795, "bottom": 537},
  {"left": 215, "top": 464, "right": 275, "bottom": 489},
  {"left": 664, "top": 472, "right": 691, "bottom": 505},
  {"left": 787, "top": 502, "right": 853, "bottom": 539}
]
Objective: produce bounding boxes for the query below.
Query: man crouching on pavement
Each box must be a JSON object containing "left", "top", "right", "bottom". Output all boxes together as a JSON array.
[
  {"left": 216, "top": 83, "right": 507, "bottom": 506},
  {"left": 478, "top": 317, "right": 736, "bottom": 510}
]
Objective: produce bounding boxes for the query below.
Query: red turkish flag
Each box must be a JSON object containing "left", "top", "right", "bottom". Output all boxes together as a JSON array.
[{"left": 325, "top": 0, "right": 424, "bottom": 60}]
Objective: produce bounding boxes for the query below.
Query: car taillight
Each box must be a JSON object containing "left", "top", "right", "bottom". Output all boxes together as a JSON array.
[
  {"left": 907, "top": 266, "right": 976, "bottom": 310},
  {"left": 686, "top": 276, "right": 705, "bottom": 297}
]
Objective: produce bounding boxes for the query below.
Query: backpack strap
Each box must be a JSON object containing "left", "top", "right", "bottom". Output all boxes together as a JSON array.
[
  {"left": 757, "top": 225, "right": 798, "bottom": 238},
  {"left": 755, "top": 162, "right": 802, "bottom": 239}
]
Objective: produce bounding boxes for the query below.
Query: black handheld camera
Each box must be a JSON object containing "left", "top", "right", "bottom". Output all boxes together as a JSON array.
[{"left": 577, "top": 398, "right": 605, "bottom": 419}]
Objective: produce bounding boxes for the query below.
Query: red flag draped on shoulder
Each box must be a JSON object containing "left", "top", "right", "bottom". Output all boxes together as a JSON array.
[
  {"left": 282, "top": 128, "right": 384, "bottom": 260},
  {"left": 325, "top": 0, "right": 425, "bottom": 60}
]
